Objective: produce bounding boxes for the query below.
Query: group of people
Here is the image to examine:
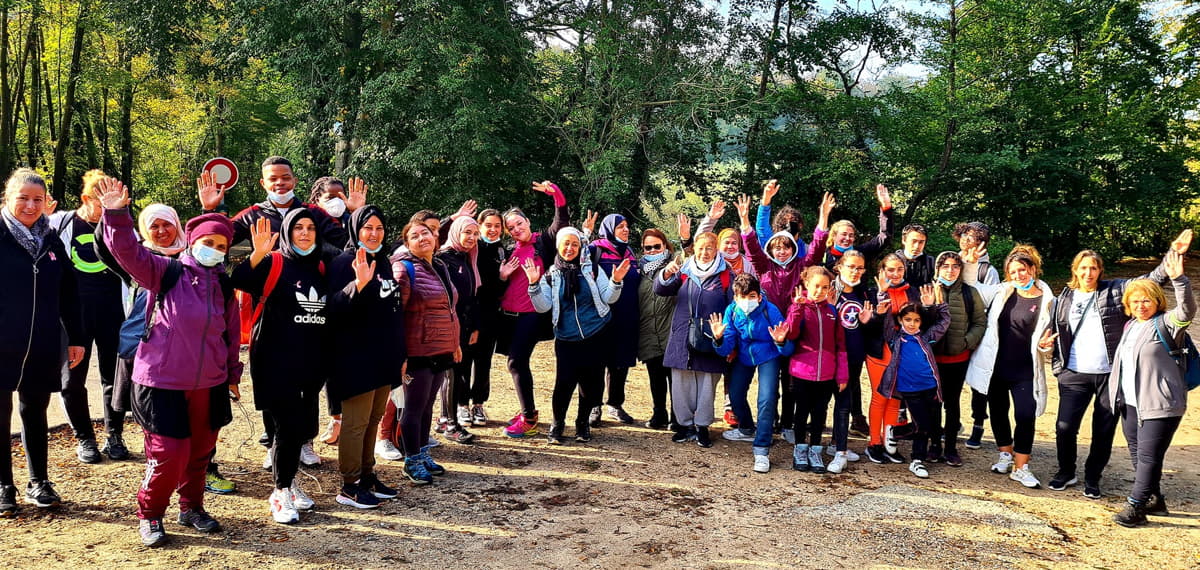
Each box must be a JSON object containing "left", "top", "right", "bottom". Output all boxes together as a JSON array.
[{"left": 1, "top": 159, "right": 1194, "bottom": 548}]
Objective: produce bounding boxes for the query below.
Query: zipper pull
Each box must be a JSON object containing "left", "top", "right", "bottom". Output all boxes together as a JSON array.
[{"left": 32, "top": 266, "right": 39, "bottom": 275}]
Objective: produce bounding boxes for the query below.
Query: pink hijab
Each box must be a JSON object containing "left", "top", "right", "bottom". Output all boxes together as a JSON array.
[{"left": 442, "top": 215, "right": 481, "bottom": 291}]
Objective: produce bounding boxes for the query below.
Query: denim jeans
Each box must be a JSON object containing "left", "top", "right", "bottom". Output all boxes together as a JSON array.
[{"left": 728, "top": 357, "right": 782, "bottom": 454}]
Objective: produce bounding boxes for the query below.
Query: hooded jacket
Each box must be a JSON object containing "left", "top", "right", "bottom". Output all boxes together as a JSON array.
[
  {"left": 327, "top": 206, "right": 405, "bottom": 402},
  {"left": 785, "top": 296, "right": 849, "bottom": 384},
  {"left": 714, "top": 300, "right": 794, "bottom": 367},
  {"left": 391, "top": 247, "right": 461, "bottom": 358},
  {"left": 100, "top": 207, "right": 240, "bottom": 393},
  {"left": 588, "top": 214, "right": 641, "bottom": 366},
  {"left": 743, "top": 227, "right": 829, "bottom": 311},
  {"left": 231, "top": 208, "right": 331, "bottom": 409},
  {"left": 1107, "top": 275, "right": 1195, "bottom": 421}
]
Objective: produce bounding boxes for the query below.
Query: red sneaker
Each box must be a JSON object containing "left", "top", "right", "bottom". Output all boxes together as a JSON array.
[{"left": 723, "top": 409, "right": 738, "bottom": 429}]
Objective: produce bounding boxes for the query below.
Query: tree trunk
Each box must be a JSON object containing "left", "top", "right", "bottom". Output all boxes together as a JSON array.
[
  {"left": 902, "top": 0, "right": 959, "bottom": 226},
  {"left": 27, "top": 20, "right": 42, "bottom": 167},
  {"left": 52, "top": 0, "right": 88, "bottom": 199},
  {"left": 0, "top": 3, "right": 13, "bottom": 175},
  {"left": 742, "top": 0, "right": 784, "bottom": 194}
]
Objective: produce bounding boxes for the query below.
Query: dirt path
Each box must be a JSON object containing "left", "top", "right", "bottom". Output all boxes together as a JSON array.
[{"left": 6, "top": 261, "right": 1200, "bottom": 568}]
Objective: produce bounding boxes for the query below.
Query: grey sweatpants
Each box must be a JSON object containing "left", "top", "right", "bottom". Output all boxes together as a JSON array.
[{"left": 670, "top": 369, "right": 718, "bottom": 428}]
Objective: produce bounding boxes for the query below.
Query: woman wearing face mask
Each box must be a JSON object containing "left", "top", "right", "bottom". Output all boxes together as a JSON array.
[
  {"left": 97, "top": 178, "right": 238, "bottom": 547},
  {"left": 390, "top": 221, "right": 462, "bottom": 484},
  {"left": 326, "top": 205, "right": 404, "bottom": 509},
  {"left": 463, "top": 209, "right": 507, "bottom": 426},
  {"left": 232, "top": 210, "right": 331, "bottom": 524},
  {"left": 1045, "top": 232, "right": 1189, "bottom": 499},
  {"left": 310, "top": 176, "right": 351, "bottom": 227},
  {"left": 583, "top": 214, "right": 641, "bottom": 426},
  {"left": 527, "top": 227, "right": 630, "bottom": 443},
  {"left": 435, "top": 216, "right": 483, "bottom": 443},
  {"left": 497, "top": 181, "right": 570, "bottom": 438},
  {"left": 966, "top": 245, "right": 1054, "bottom": 489},
  {"left": 637, "top": 229, "right": 677, "bottom": 429},
  {"left": 928, "top": 252, "right": 987, "bottom": 467},
  {"left": 0, "top": 168, "right": 84, "bottom": 517}
]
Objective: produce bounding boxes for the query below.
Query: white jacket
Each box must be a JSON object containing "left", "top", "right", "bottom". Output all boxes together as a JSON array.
[{"left": 966, "top": 279, "right": 1055, "bottom": 417}]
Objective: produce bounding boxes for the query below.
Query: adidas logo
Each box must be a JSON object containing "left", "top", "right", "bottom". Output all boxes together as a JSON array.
[{"left": 294, "top": 287, "right": 327, "bottom": 324}]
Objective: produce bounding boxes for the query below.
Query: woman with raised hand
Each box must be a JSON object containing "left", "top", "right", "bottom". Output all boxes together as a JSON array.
[
  {"left": 821, "top": 184, "right": 894, "bottom": 271},
  {"left": 1046, "top": 231, "right": 1190, "bottom": 499},
  {"left": 637, "top": 228, "right": 677, "bottom": 429},
  {"left": 232, "top": 210, "right": 331, "bottom": 524},
  {"left": 528, "top": 227, "right": 629, "bottom": 443},
  {"left": 326, "top": 205, "right": 404, "bottom": 509},
  {"left": 584, "top": 213, "right": 641, "bottom": 426},
  {"left": 497, "top": 181, "right": 570, "bottom": 438},
  {"left": 0, "top": 168, "right": 84, "bottom": 518},
  {"left": 655, "top": 231, "right": 735, "bottom": 448},
  {"left": 96, "top": 177, "right": 237, "bottom": 547},
  {"left": 390, "top": 221, "right": 462, "bottom": 484},
  {"left": 966, "top": 245, "right": 1055, "bottom": 489},
  {"left": 1106, "top": 251, "right": 1194, "bottom": 527},
  {"left": 436, "top": 215, "right": 483, "bottom": 443}
]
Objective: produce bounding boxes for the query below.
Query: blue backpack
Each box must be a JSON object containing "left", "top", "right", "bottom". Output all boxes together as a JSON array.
[
  {"left": 1152, "top": 315, "right": 1200, "bottom": 391},
  {"left": 118, "top": 261, "right": 233, "bottom": 359}
]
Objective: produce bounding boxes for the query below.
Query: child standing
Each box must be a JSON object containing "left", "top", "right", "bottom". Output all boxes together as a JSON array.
[
  {"left": 876, "top": 286, "right": 952, "bottom": 479},
  {"left": 784, "top": 266, "right": 848, "bottom": 473},
  {"left": 711, "top": 273, "right": 794, "bottom": 473}
]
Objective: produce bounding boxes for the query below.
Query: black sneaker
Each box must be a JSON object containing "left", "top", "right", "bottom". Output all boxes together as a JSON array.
[
  {"left": 695, "top": 427, "right": 713, "bottom": 448},
  {"left": 1048, "top": 474, "right": 1078, "bottom": 491},
  {"left": 443, "top": 425, "right": 476, "bottom": 444},
  {"left": 644, "top": 414, "right": 669, "bottom": 429},
  {"left": 1083, "top": 483, "right": 1102, "bottom": 499},
  {"left": 849, "top": 416, "right": 870, "bottom": 438},
  {"left": 927, "top": 443, "right": 944, "bottom": 463},
  {"left": 671, "top": 426, "right": 695, "bottom": 443},
  {"left": 1146, "top": 493, "right": 1169, "bottom": 516},
  {"left": 336, "top": 483, "right": 381, "bottom": 509},
  {"left": 102, "top": 434, "right": 131, "bottom": 461},
  {"left": 575, "top": 423, "right": 593, "bottom": 443},
  {"left": 547, "top": 423, "right": 567, "bottom": 445},
  {"left": 964, "top": 424, "right": 984, "bottom": 450},
  {"left": 77, "top": 438, "right": 102, "bottom": 464},
  {"left": 883, "top": 449, "right": 906, "bottom": 464},
  {"left": 865, "top": 445, "right": 886, "bottom": 464},
  {"left": 1113, "top": 500, "right": 1148, "bottom": 527},
  {"left": 178, "top": 509, "right": 222, "bottom": 532},
  {"left": 25, "top": 480, "right": 60, "bottom": 508},
  {"left": 608, "top": 406, "right": 636, "bottom": 424},
  {"left": 360, "top": 473, "right": 399, "bottom": 499},
  {"left": 139, "top": 518, "right": 169, "bottom": 547},
  {"left": 0, "top": 484, "right": 16, "bottom": 517}
]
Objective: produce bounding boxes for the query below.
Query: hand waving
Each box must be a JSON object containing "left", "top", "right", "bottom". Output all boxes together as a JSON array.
[
  {"left": 197, "top": 170, "right": 227, "bottom": 211},
  {"left": 96, "top": 177, "right": 130, "bottom": 210},
  {"left": 708, "top": 312, "right": 726, "bottom": 340},
  {"left": 762, "top": 179, "right": 780, "bottom": 205},
  {"left": 676, "top": 212, "right": 691, "bottom": 241},
  {"left": 1171, "top": 229, "right": 1193, "bottom": 255},
  {"left": 708, "top": 199, "right": 727, "bottom": 221},
  {"left": 768, "top": 321, "right": 790, "bottom": 344},
  {"left": 346, "top": 177, "right": 368, "bottom": 212},
  {"left": 500, "top": 256, "right": 521, "bottom": 280},
  {"left": 532, "top": 180, "right": 560, "bottom": 196},
  {"left": 352, "top": 247, "right": 377, "bottom": 291},
  {"left": 522, "top": 257, "right": 542, "bottom": 284},
  {"left": 876, "top": 184, "right": 892, "bottom": 210},
  {"left": 919, "top": 284, "right": 935, "bottom": 306},
  {"left": 250, "top": 217, "right": 279, "bottom": 257},
  {"left": 1165, "top": 249, "right": 1185, "bottom": 279},
  {"left": 611, "top": 259, "right": 631, "bottom": 283},
  {"left": 736, "top": 193, "right": 752, "bottom": 224}
]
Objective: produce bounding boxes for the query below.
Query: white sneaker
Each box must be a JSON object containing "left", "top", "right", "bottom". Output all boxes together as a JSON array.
[
  {"left": 884, "top": 425, "right": 899, "bottom": 454},
  {"left": 909, "top": 460, "right": 930, "bottom": 479},
  {"left": 722, "top": 429, "right": 755, "bottom": 442},
  {"left": 825, "top": 446, "right": 861, "bottom": 462},
  {"left": 1009, "top": 464, "right": 1041, "bottom": 488},
  {"left": 457, "top": 405, "right": 473, "bottom": 426},
  {"left": 990, "top": 451, "right": 1014, "bottom": 474},
  {"left": 290, "top": 481, "right": 315, "bottom": 510},
  {"left": 268, "top": 488, "right": 300, "bottom": 524},
  {"left": 782, "top": 429, "right": 796, "bottom": 444},
  {"left": 375, "top": 440, "right": 403, "bottom": 461},
  {"left": 827, "top": 451, "right": 849, "bottom": 474},
  {"left": 263, "top": 446, "right": 274, "bottom": 471},
  {"left": 300, "top": 441, "right": 321, "bottom": 467},
  {"left": 753, "top": 455, "right": 770, "bottom": 473}
]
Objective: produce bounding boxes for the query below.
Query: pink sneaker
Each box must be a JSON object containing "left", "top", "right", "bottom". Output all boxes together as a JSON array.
[{"left": 504, "top": 415, "right": 539, "bottom": 438}]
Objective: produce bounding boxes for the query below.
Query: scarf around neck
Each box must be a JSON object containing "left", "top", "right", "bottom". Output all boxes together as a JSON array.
[{"left": 2, "top": 207, "right": 50, "bottom": 257}]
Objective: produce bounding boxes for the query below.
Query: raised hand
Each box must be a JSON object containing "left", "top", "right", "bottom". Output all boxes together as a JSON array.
[
  {"left": 346, "top": 177, "right": 368, "bottom": 212},
  {"left": 96, "top": 177, "right": 130, "bottom": 210},
  {"left": 736, "top": 193, "right": 752, "bottom": 225},
  {"left": 919, "top": 284, "right": 935, "bottom": 306},
  {"left": 583, "top": 209, "right": 598, "bottom": 236},
  {"left": 961, "top": 242, "right": 986, "bottom": 264},
  {"left": 708, "top": 312, "right": 726, "bottom": 340},
  {"left": 859, "top": 301, "right": 875, "bottom": 323},
  {"left": 1037, "top": 329, "right": 1059, "bottom": 351},
  {"left": 762, "top": 179, "right": 780, "bottom": 205},
  {"left": 769, "top": 320, "right": 790, "bottom": 344},
  {"left": 708, "top": 199, "right": 727, "bottom": 221},
  {"left": 521, "top": 257, "right": 542, "bottom": 283},
  {"left": 676, "top": 212, "right": 691, "bottom": 241},
  {"left": 817, "top": 191, "right": 836, "bottom": 230},
  {"left": 352, "top": 247, "right": 377, "bottom": 291},
  {"left": 875, "top": 274, "right": 890, "bottom": 293},
  {"left": 793, "top": 285, "right": 807, "bottom": 304},
  {"left": 1165, "top": 249, "right": 1185, "bottom": 279},
  {"left": 197, "top": 170, "right": 227, "bottom": 211},
  {"left": 250, "top": 217, "right": 279, "bottom": 258},
  {"left": 876, "top": 184, "right": 892, "bottom": 210},
  {"left": 611, "top": 259, "right": 631, "bottom": 283},
  {"left": 1171, "top": 229, "right": 1193, "bottom": 254},
  {"left": 499, "top": 256, "right": 521, "bottom": 280},
  {"left": 44, "top": 195, "right": 57, "bottom": 215},
  {"left": 532, "top": 180, "right": 560, "bottom": 196}
]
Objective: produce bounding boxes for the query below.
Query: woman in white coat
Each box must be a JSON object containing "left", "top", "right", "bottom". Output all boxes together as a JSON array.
[{"left": 966, "top": 245, "right": 1055, "bottom": 489}]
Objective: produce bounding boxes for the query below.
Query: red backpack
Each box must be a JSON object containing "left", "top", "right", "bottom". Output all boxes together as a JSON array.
[{"left": 237, "top": 251, "right": 325, "bottom": 346}]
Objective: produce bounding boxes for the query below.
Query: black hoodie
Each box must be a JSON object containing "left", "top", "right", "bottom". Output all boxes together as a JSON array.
[
  {"left": 231, "top": 207, "right": 330, "bottom": 409},
  {"left": 326, "top": 205, "right": 405, "bottom": 401}
]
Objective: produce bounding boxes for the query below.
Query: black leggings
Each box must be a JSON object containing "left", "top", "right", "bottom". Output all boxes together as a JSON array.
[
  {"left": 987, "top": 377, "right": 1037, "bottom": 454},
  {"left": 501, "top": 312, "right": 542, "bottom": 418},
  {"left": 644, "top": 356, "right": 674, "bottom": 423},
  {"left": 779, "top": 367, "right": 795, "bottom": 429},
  {"left": 0, "top": 390, "right": 52, "bottom": 485},
  {"left": 603, "top": 366, "right": 630, "bottom": 409},
  {"left": 552, "top": 338, "right": 605, "bottom": 427},
  {"left": 791, "top": 378, "right": 836, "bottom": 446},
  {"left": 935, "top": 360, "right": 969, "bottom": 454},
  {"left": 60, "top": 295, "right": 125, "bottom": 441},
  {"left": 1120, "top": 404, "right": 1181, "bottom": 503},
  {"left": 1055, "top": 370, "right": 1118, "bottom": 484},
  {"left": 401, "top": 363, "right": 449, "bottom": 456},
  {"left": 831, "top": 358, "right": 864, "bottom": 451},
  {"left": 892, "top": 388, "right": 941, "bottom": 461},
  {"left": 455, "top": 322, "right": 497, "bottom": 406},
  {"left": 263, "top": 390, "right": 320, "bottom": 489}
]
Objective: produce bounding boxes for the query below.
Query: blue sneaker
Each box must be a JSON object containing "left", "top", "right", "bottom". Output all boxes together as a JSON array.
[
  {"left": 419, "top": 446, "right": 446, "bottom": 476},
  {"left": 403, "top": 457, "right": 433, "bottom": 485}
]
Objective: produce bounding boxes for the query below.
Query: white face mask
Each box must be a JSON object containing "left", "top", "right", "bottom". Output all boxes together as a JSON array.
[
  {"left": 735, "top": 298, "right": 760, "bottom": 314},
  {"left": 321, "top": 197, "right": 346, "bottom": 218},
  {"left": 267, "top": 190, "right": 295, "bottom": 206},
  {"left": 191, "top": 243, "right": 225, "bottom": 267},
  {"left": 842, "top": 277, "right": 861, "bottom": 287}
]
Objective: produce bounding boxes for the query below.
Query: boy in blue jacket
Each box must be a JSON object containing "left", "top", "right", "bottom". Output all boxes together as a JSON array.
[{"left": 711, "top": 273, "right": 794, "bottom": 473}]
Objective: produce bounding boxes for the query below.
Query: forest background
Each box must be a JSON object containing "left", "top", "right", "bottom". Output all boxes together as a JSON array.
[{"left": 1, "top": 0, "right": 1198, "bottom": 262}]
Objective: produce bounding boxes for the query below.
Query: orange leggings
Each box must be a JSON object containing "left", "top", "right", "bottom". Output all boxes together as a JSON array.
[{"left": 866, "top": 349, "right": 903, "bottom": 446}]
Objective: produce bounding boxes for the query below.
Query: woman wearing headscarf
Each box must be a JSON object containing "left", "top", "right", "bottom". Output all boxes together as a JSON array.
[
  {"left": 585, "top": 213, "right": 641, "bottom": 426},
  {"left": 326, "top": 205, "right": 404, "bottom": 509},
  {"left": 0, "top": 168, "right": 84, "bottom": 517},
  {"left": 436, "top": 215, "right": 483, "bottom": 443},
  {"left": 232, "top": 209, "right": 331, "bottom": 524}
]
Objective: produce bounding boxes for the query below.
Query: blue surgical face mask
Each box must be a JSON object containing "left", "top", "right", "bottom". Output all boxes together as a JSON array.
[
  {"left": 292, "top": 243, "right": 317, "bottom": 256},
  {"left": 735, "top": 298, "right": 760, "bottom": 314},
  {"left": 358, "top": 240, "right": 383, "bottom": 254},
  {"left": 481, "top": 234, "right": 500, "bottom": 244},
  {"left": 642, "top": 251, "right": 668, "bottom": 264},
  {"left": 937, "top": 276, "right": 956, "bottom": 287},
  {"left": 267, "top": 190, "right": 295, "bottom": 206},
  {"left": 1015, "top": 278, "right": 1036, "bottom": 291},
  {"left": 833, "top": 244, "right": 851, "bottom": 254},
  {"left": 191, "top": 243, "right": 225, "bottom": 267}
]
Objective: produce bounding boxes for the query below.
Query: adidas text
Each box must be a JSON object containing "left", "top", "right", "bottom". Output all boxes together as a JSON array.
[{"left": 294, "top": 314, "right": 327, "bottom": 324}]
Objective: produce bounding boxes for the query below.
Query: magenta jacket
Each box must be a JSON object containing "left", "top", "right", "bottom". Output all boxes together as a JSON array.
[
  {"left": 743, "top": 228, "right": 828, "bottom": 311},
  {"left": 784, "top": 297, "right": 849, "bottom": 385},
  {"left": 101, "top": 208, "right": 242, "bottom": 391}
]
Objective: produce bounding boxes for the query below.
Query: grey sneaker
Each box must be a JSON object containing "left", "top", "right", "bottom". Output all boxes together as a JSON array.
[
  {"left": 24, "top": 480, "right": 60, "bottom": 508},
  {"left": 77, "top": 438, "right": 102, "bottom": 464},
  {"left": 178, "top": 509, "right": 222, "bottom": 532},
  {"left": 808, "top": 445, "right": 827, "bottom": 474},
  {"left": 588, "top": 406, "right": 603, "bottom": 427},
  {"left": 139, "top": 518, "right": 168, "bottom": 547},
  {"left": 0, "top": 484, "right": 16, "bottom": 517},
  {"left": 722, "top": 429, "right": 755, "bottom": 442}
]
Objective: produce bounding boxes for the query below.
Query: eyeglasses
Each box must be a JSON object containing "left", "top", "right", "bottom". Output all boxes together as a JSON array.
[
  {"left": 843, "top": 266, "right": 866, "bottom": 273},
  {"left": 643, "top": 244, "right": 664, "bottom": 252}
]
